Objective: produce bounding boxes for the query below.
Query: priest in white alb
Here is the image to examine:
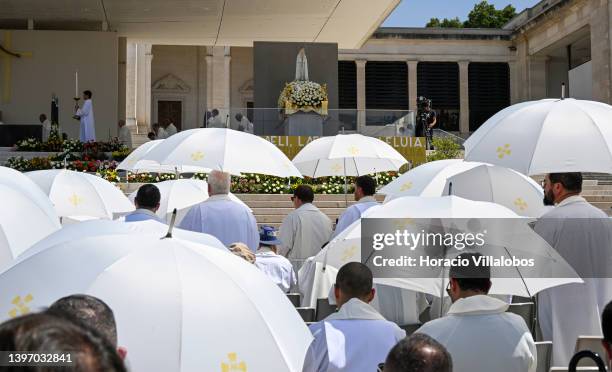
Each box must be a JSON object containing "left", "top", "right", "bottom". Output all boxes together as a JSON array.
[
  {"left": 75, "top": 90, "right": 95, "bottom": 142},
  {"left": 279, "top": 185, "right": 332, "bottom": 268},
  {"left": 302, "top": 262, "right": 406, "bottom": 372},
  {"left": 417, "top": 252, "right": 536, "bottom": 372},
  {"left": 534, "top": 172, "right": 612, "bottom": 366},
  {"left": 332, "top": 175, "right": 379, "bottom": 238},
  {"left": 179, "top": 170, "right": 259, "bottom": 252},
  {"left": 117, "top": 119, "right": 132, "bottom": 148}
]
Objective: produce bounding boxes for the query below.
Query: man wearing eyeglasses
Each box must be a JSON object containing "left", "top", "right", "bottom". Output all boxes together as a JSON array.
[
  {"left": 279, "top": 185, "right": 332, "bottom": 270},
  {"left": 302, "top": 262, "right": 405, "bottom": 372},
  {"left": 534, "top": 172, "right": 612, "bottom": 366},
  {"left": 416, "top": 253, "right": 536, "bottom": 372}
]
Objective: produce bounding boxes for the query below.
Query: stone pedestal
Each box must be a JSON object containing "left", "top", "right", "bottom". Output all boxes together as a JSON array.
[{"left": 283, "top": 111, "right": 323, "bottom": 136}]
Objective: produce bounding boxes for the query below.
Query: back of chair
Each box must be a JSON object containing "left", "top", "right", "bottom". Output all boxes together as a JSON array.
[
  {"left": 535, "top": 341, "right": 552, "bottom": 372},
  {"left": 315, "top": 298, "right": 337, "bottom": 321},
  {"left": 507, "top": 302, "right": 535, "bottom": 335},
  {"left": 286, "top": 293, "right": 301, "bottom": 308},
  {"left": 296, "top": 307, "right": 316, "bottom": 322},
  {"left": 574, "top": 336, "right": 610, "bottom": 368}
]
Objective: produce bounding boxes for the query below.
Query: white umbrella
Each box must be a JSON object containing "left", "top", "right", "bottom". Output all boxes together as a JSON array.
[
  {"left": 127, "top": 179, "right": 250, "bottom": 224},
  {"left": 26, "top": 169, "right": 134, "bottom": 219},
  {"left": 19, "top": 219, "right": 226, "bottom": 263},
  {"left": 0, "top": 166, "right": 58, "bottom": 222},
  {"left": 292, "top": 134, "right": 407, "bottom": 177},
  {"left": 379, "top": 160, "right": 545, "bottom": 217},
  {"left": 0, "top": 184, "right": 61, "bottom": 271},
  {"left": 141, "top": 128, "right": 302, "bottom": 177},
  {"left": 318, "top": 196, "right": 581, "bottom": 298},
  {"left": 0, "top": 234, "right": 311, "bottom": 371},
  {"left": 117, "top": 140, "right": 206, "bottom": 174},
  {"left": 464, "top": 98, "right": 612, "bottom": 175}
]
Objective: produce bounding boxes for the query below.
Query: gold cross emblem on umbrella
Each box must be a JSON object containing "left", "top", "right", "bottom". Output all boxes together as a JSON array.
[
  {"left": 68, "top": 193, "right": 83, "bottom": 206},
  {"left": 514, "top": 197, "right": 528, "bottom": 211},
  {"left": 8, "top": 294, "right": 33, "bottom": 318},
  {"left": 399, "top": 181, "right": 413, "bottom": 191},
  {"left": 221, "top": 352, "right": 247, "bottom": 372},
  {"left": 496, "top": 144, "right": 511, "bottom": 159},
  {"left": 191, "top": 151, "right": 205, "bottom": 161}
]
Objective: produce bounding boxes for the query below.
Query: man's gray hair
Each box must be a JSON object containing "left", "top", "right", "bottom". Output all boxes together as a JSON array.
[{"left": 208, "top": 170, "right": 231, "bottom": 195}]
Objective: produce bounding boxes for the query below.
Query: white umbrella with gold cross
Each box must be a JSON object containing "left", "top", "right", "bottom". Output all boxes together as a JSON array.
[
  {"left": 26, "top": 169, "right": 134, "bottom": 220},
  {"left": 464, "top": 98, "right": 612, "bottom": 175},
  {"left": 0, "top": 234, "right": 312, "bottom": 372},
  {"left": 292, "top": 133, "right": 407, "bottom": 178},
  {"left": 140, "top": 128, "right": 302, "bottom": 177},
  {"left": 379, "top": 159, "right": 545, "bottom": 217}
]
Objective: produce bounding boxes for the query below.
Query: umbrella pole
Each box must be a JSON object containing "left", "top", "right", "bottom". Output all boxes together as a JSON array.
[
  {"left": 439, "top": 244, "right": 449, "bottom": 318},
  {"left": 344, "top": 158, "right": 348, "bottom": 206}
]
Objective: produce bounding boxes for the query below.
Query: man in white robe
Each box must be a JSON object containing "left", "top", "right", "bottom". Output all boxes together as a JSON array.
[
  {"left": 207, "top": 109, "right": 225, "bottom": 128},
  {"left": 235, "top": 113, "right": 254, "bottom": 134},
  {"left": 417, "top": 253, "right": 536, "bottom": 372},
  {"left": 255, "top": 225, "right": 296, "bottom": 293},
  {"left": 534, "top": 172, "right": 612, "bottom": 366},
  {"left": 124, "top": 184, "right": 163, "bottom": 223},
  {"left": 76, "top": 90, "right": 95, "bottom": 142},
  {"left": 117, "top": 119, "right": 132, "bottom": 148},
  {"left": 279, "top": 185, "right": 332, "bottom": 268},
  {"left": 179, "top": 170, "right": 259, "bottom": 251},
  {"left": 302, "top": 262, "right": 406, "bottom": 372},
  {"left": 153, "top": 123, "right": 168, "bottom": 139},
  {"left": 39, "top": 114, "right": 51, "bottom": 142},
  {"left": 332, "top": 175, "right": 379, "bottom": 238},
  {"left": 164, "top": 119, "right": 178, "bottom": 137}
]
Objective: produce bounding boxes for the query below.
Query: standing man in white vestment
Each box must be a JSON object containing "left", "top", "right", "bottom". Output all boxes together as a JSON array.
[
  {"left": 279, "top": 185, "right": 332, "bottom": 268},
  {"left": 75, "top": 90, "right": 95, "bottom": 142},
  {"left": 534, "top": 172, "right": 612, "bottom": 366},
  {"left": 255, "top": 225, "right": 297, "bottom": 293},
  {"left": 417, "top": 253, "right": 536, "bottom": 372},
  {"left": 207, "top": 109, "right": 225, "bottom": 128},
  {"left": 39, "top": 114, "right": 51, "bottom": 142},
  {"left": 332, "top": 175, "right": 379, "bottom": 238},
  {"left": 179, "top": 170, "right": 259, "bottom": 252},
  {"left": 302, "top": 262, "right": 406, "bottom": 372},
  {"left": 117, "top": 120, "right": 132, "bottom": 148}
]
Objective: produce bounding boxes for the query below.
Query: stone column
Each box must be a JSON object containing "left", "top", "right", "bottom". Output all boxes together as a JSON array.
[
  {"left": 205, "top": 49, "right": 213, "bottom": 111},
  {"left": 356, "top": 60, "right": 367, "bottom": 133},
  {"left": 208, "top": 46, "right": 231, "bottom": 125},
  {"left": 196, "top": 46, "right": 207, "bottom": 128},
  {"left": 527, "top": 55, "right": 547, "bottom": 100},
  {"left": 117, "top": 37, "right": 127, "bottom": 124},
  {"left": 590, "top": 0, "right": 612, "bottom": 103},
  {"left": 136, "top": 43, "right": 153, "bottom": 131},
  {"left": 406, "top": 60, "right": 418, "bottom": 112},
  {"left": 458, "top": 61, "right": 470, "bottom": 136},
  {"left": 125, "top": 41, "right": 137, "bottom": 128}
]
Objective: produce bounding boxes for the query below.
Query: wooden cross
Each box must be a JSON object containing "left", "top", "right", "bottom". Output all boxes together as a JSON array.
[{"left": 0, "top": 31, "right": 33, "bottom": 103}]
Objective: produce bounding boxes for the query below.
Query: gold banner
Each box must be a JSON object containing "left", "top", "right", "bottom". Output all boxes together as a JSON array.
[{"left": 261, "top": 136, "right": 427, "bottom": 168}]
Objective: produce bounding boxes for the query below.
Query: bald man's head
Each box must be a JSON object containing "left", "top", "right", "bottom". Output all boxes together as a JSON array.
[{"left": 384, "top": 334, "right": 452, "bottom": 372}]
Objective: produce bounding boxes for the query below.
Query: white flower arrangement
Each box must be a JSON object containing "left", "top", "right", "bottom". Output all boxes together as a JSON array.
[{"left": 278, "top": 80, "right": 328, "bottom": 109}]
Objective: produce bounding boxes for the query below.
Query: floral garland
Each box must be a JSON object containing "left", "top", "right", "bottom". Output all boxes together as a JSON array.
[{"left": 278, "top": 80, "right": 328, "bottom": 114}]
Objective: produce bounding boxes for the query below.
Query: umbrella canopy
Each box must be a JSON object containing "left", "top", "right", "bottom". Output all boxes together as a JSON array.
[
  {"left": 128, "top": 179, "right": 250, "bottom": 224},
  {"left": 117, "top": 140, "right": 206, "bottom": 174},
  {"left": 0, "top": 234, "right": 312, "bottom": 371},
  {"left": 464, "top": 98, "right": 612, "bottom": 175},
  {"left": 141, "top": 128, "right": 302, "bottom": 177},
  {"left": 0, "top": 184, "right": 60, "bottom": 271},
  {"left": 26, "top": 169, "right": 134, "bottom": 219},
  {"left": 317, "top": 196, "right": 580, "bottom": 297},
  {"left": 379, "top": 160, "right": 545, "bottom": 217},
  {"left": 292, "top": 134, "right": 407, "bottom": 177},
  {"left": 0, "top": 166, "right": 58, "bottom": 222}
]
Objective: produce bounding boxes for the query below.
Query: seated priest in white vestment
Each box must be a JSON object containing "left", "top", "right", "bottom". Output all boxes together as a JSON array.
[
  {"left": 124, "top": 184, "right": 163, "bottom": 223},
  {"left": 384, "top": 333, "right": 452, "bottom": 372},
  {"left": 235, "top": 113, "right": 254, "bottom": 134},
  {"left": 179, "top": 170, "right": 259, "bottom": 252},
  {"left": 417, "top": 253, "right": 536, "bottom": 372},
  {"left": 534, "top": 172, "right": 612, "bottom": 366},
  {"left": 255, "top": 225, "right": 297, "bottom": 293},
  {"left": 164, "top": 119, "right": 178, "bottom": 137},
  {"left": 302, "top": 262, "right": 406, "bottom": 372},
  {"left": 76, "top": 90, "right": 95, "bottom": 142},
  {"left": 117, "top": 119, "right": 132, "bottom": 148},
  {"left": 332, "top": 175, "right": 379, "bottom": 238},
  {"left": 279, "top": 185, "right": 332, "bottom": 268}
]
